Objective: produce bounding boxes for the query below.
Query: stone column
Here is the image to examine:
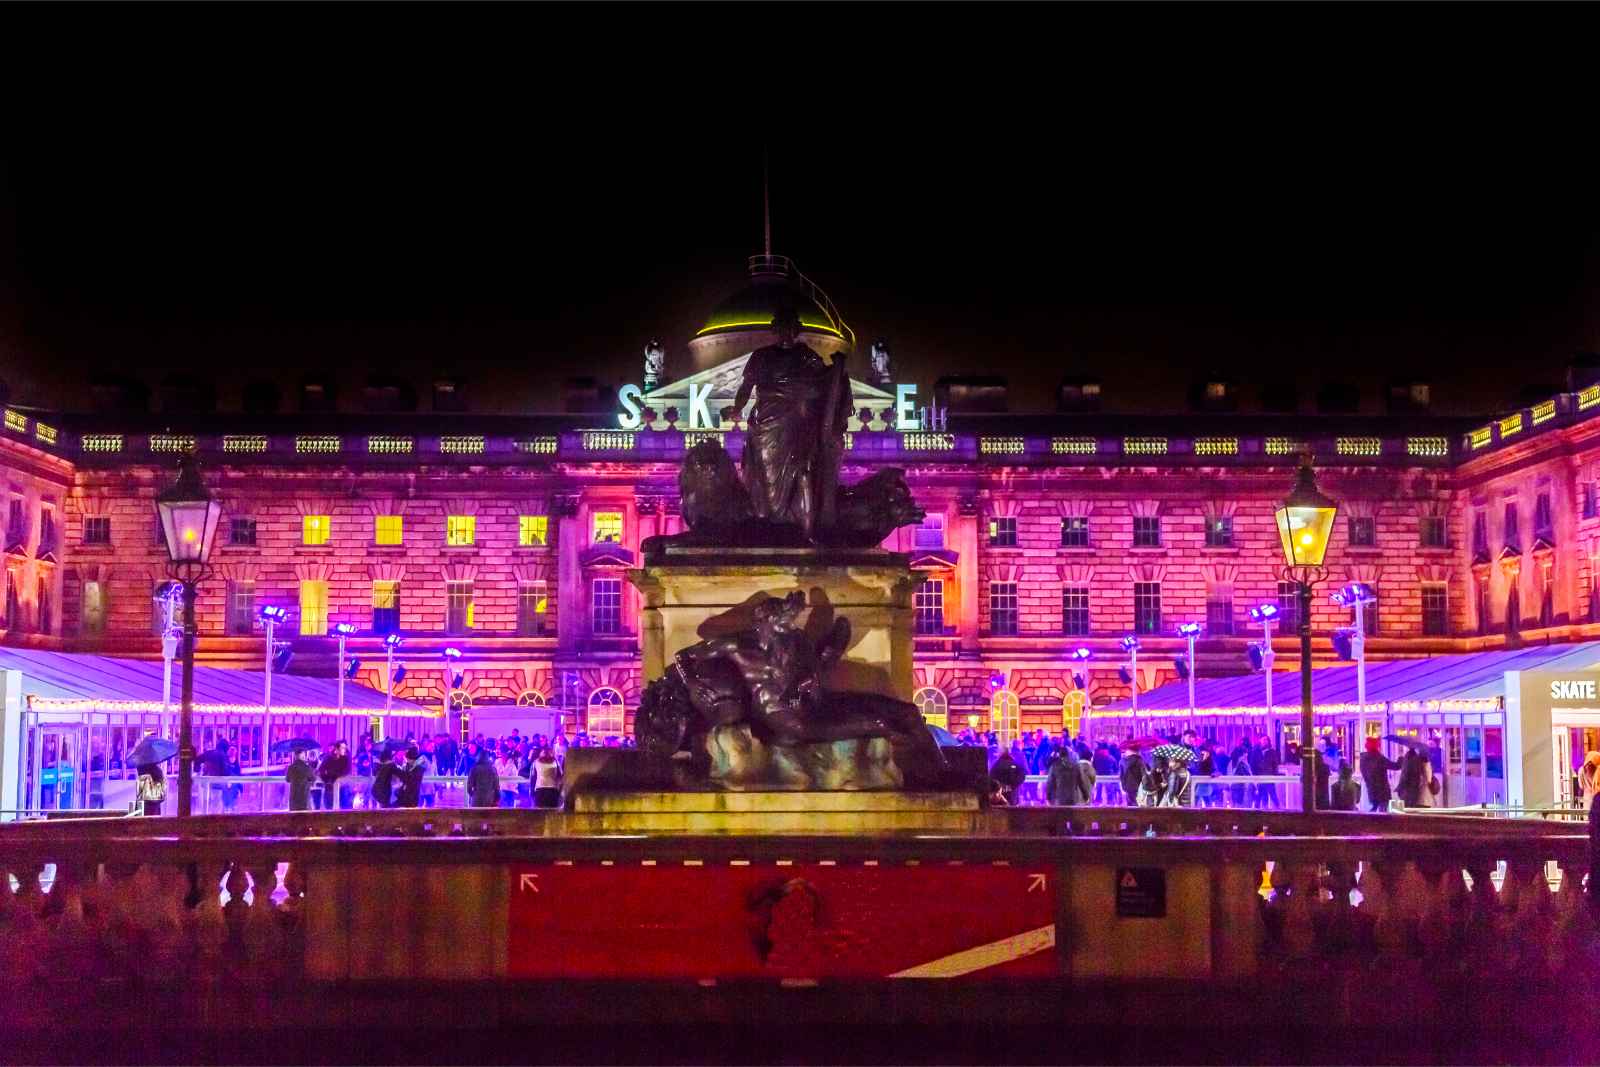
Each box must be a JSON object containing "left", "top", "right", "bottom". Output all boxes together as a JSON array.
[
  {"left": 954, "top": 496, "right": 980, "bottom": 656},
  {"left": 554, "top": 496, "right": 581, "bottom": 655}
]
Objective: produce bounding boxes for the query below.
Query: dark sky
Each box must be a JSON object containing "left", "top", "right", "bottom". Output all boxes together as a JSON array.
[{"left": 2, "top": 7, "right": 1598, "bottom": 417}]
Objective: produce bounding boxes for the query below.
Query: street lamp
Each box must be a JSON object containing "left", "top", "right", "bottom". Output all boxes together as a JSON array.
[
  {"left": 257, "top": 605, "right": 289, "bottom": 769},
  {"left": 154, "top": 455, "right": 223, "bottom": 818},
  {"left": 1273, "top": 454, "right": 1339, "bottom": 814},
  {"left": 1176, "top": 622, "right": 1202, "bottom": 720},
  {"left": 333, "top": 622, "right": 358, "bottom": 715}
]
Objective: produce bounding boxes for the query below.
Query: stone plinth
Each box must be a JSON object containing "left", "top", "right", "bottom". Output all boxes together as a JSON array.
[
  {"left": 568, "top": 788, "right": 982, "bottom": 833},
  {"left": 628, "top": 545, "right": 918, "bottom": 703}
]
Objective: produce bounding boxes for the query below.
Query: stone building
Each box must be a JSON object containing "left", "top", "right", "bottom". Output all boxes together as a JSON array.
[{"left": 4, "top": 256, "right": 1599, "bottom": 745}]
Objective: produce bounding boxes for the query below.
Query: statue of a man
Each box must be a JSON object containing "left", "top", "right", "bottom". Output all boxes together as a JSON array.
[{"left": 721, "top": 309, "right": 848, "bottom": 541}]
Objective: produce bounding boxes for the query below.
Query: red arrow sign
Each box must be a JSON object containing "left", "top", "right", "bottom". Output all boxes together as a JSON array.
[{"left": 508, "top": 862, "right": 1056, "bottom": 980}]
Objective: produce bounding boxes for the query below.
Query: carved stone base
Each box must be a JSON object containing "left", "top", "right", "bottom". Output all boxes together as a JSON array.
[{"left": 702, "top": 724, "right": 902, "bottom": 792}]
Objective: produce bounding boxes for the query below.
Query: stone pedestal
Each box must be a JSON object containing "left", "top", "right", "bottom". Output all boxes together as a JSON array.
[{"left": 628, "top": 545, "right": 918, "bottom": 702}]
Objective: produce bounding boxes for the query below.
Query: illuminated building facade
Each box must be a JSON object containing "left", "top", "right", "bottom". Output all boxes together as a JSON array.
[{"left": 4, "top": 259, "right": 1600, "bottom": 742}]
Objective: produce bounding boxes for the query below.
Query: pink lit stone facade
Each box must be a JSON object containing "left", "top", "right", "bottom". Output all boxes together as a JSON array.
[{"left": 2, "top": 386, "right": 1598, "bottom": 739}]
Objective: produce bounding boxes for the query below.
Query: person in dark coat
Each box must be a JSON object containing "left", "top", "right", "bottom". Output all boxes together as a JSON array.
[
  {"left": 316, "top": 741, "right": 351, "bottom": 810},
  {"left": 371, "top": 748, "right": 397, "bottom": 808},
  {"left": 1359, "top": 738, "right": 1399, "bottom": 812},
  {"left": 1332, "top": 760, "right": 1361, "bottom": 811},
  {"left": 1046, "top": 746, "right": 1085, "bottom": 806},
  {"left": 285, "top": 751, "right": 315, "bottom": 812},
  {"left": 989, "top": 750, "right": 1025, "bottom": 806},
  {"left": 393, "top": 746, "right": 425, "bottom": 808},
  {"left": 466, "top": 748, "right": 500, "bottom": 808},
  {"left": 1587, "top": 789, "right": 1599, "bottom": 911},
  {"left": 1119, "top": 746, "right": 1148, "bottom": 807}
]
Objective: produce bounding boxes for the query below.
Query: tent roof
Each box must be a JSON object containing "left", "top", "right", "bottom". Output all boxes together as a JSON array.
[
  {"left": 0, "top": 646, "right": 433, "bottom": 715},
  {"left": 1099, "top": 641, "right": 1600, "bottom": 715}
]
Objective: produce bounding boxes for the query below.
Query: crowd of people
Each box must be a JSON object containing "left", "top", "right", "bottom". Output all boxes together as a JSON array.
[{"left": 958, "top": 726, "right": 1449, "bottom": 812}]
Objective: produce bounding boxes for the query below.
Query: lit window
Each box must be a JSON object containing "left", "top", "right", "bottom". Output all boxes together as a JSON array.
[
  {"left": 913, "top": 513, "right": 945, "bottom": 550},
  {"left": 518, "top": 582, "right": 549, "bottom": 636},
  {"left": 914, "top": 579, "right": 944, "bottom": 635},
  {"left": 989, "top": 581, "right": 1018, "bottom": 636},
  {"left": 446, "top": 515, "right": 476, "bottom": 547},
  {"left": 299, "top": 580, "right": 329, "bottom": 636},
  {"left": 592, "top": 511, "right": 623, "bottom": 544},
  {"left": 83, "top": 516, "right": 111, "bottom": 545},
  {"left": 375, "top": 515, "right": 403, "bottom": 546},
  {"left": 586, "top": 686, "right": 626, "bottom": 738},
  {"left": 81, "top": 581, "right": 106, "bottom": 636},
  {"left": 592, "top": 578, "right": 622, "bottom": 635},
  {"left": 1133, "top": 516, "right": 1161, "bottom": 548},
  {"left": 446, "top": 581, "right": 474, "bottom": 634},
  {"left": 1061, "top": 586, "right": 1090, "bottom": 635},
  {"left": 303, "top": 515, "right": 331, "bottom": 546},
  {"left": 519, "top": 515, "right": 549, "bottom": 547},
  {"left": 1134, "top": 582, "right": 1162, "bottom": 635},
  {"left": 913, "top": 687, "right": 949, "bottom": 730},
  {"left": 988, "top": 517, "right": 1017, "bottom": 547},
  {"left": 372, "top": 580, "right": 401, "bottom": 635}
]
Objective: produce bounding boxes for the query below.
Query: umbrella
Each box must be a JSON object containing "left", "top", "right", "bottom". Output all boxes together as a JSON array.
[
  {"left": 125, "top": 736, "right": 179, "bottom": 765},
  {"left": 377, "top": 738, "right": 414, "bottom": 756},
  {"left": 270, "top": 737, "right": 321, "bottom": 756},
  {"left": 926, "top": 723, "right": 962, "bottom": 748},
  {"left": 1381, "top": 734, "right": 1429, "bottom": 753},
  {"left": 1151, "top": 743, "right": 1198, "bottom": 764}
]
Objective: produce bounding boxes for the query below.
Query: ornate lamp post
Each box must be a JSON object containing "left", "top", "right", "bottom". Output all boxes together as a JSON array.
[
  {"left": 1273, "top": 455, "right": 1338, "bottom": 814},
  {"left": 154, "top": 455, "right": 223, "bottom": 818}
]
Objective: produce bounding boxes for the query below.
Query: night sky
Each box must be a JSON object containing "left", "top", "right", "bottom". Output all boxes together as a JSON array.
[{"left": 2, "top": 8, "right": 1597, "bottom": 417}]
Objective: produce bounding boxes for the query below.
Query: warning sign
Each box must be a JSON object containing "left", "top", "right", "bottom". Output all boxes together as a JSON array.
[{"left": 1114, "top": 866, "right": 1166, "bottom": 918}]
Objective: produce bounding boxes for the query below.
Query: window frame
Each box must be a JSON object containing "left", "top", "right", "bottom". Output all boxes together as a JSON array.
[
  {"left": 374, "top": 515, "right": 403, "bottom": 546},
  {"left": 371, "top": 580, "right": 401, "bottom": 635},
  {"left": 1060, "top": 515, "right": 1090, "bottom": 548},
  {"left": 445, "top": 514, "right": 476, "bottom": 547},
  {"left": 302, "top": 514, "right": 331, "bottom": 546},
  {"left": 82, "top": 516, "right": 111, "bottom": 545},
  {"left": 1348, "top": 516, "right": 1376, "bottom": 547},
  {"left": 988, "top": 580, "right": 1019, "bottom": 636},
  {"left": 1132, "top": 515, "right": 1162, "bottom": 548},
  {"left": 1061, "top": 585, "right": 1090, "bottom": 636},
  {"left": 1421, "top": 583, "right": 1449, "bottom": 636},
  {"left": 230, "top": 517, "right": 258, "bottom": 546},
  {"left": 591, "top": 511, "right": 624, "bottom": 545},
  {"left": 1133, "top": 581, "right": 1162, "bottom": 635},
  {"left": 591, "top": 577, "right": 623, "bottom": 636},
  {"left": 987, "top": 516, "right": 1018, "bottom": 548},
  {"left": 445, "top": 580, "right": 475, "bottom": 635},
  {"left": 1419, "top": 514, "right": 1448, "bottom": 549},
  {"left": 299, "top": 579, "right": 329, "bottom": 636},
  {"left": 519, "top": 514, "right": 550, "bottom": 547},
  {"left": 225, "top": 579, "right": 257, "bottom": 636},
  {"left": 518, "top": 582, "right": 549, "bottom": 636},
  {"left": 1204, "top": 515, "right": 1234, "bottom": 548}
]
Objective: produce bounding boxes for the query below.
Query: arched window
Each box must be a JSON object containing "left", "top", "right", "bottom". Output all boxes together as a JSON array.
[
  {"left": 515, "top": 690, "right": 547, "bottom": 707},
  {"left": 586, "top": 686, "right": 626, "bottom": 739},
  {"left": 448, "top": 690, "right": 472, "bottom": 712},
  {"left": 1062, "top": 690, "right": 1087, "bottom": 739},
  {"left": 912, "top": 686, "right": 948, "bottom": 730},
  {"left": 990, "top": 689, "right": 1019, "bottom": 747}
]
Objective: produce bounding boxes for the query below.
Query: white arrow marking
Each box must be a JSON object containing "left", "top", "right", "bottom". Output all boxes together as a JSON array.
[
  {"left": 520, "top": 873, "right": 539, "bottom": 893},
  {"left": 1028, "top": 873, "right": 1047, "bottom": 893},
  {"left": 890, "top": 924, "right": 1056, "bottom": 979}
]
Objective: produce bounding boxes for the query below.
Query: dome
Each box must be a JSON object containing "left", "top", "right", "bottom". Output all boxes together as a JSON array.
[{"left": 685, "top": 255, "right": 852, "bottom": 376}]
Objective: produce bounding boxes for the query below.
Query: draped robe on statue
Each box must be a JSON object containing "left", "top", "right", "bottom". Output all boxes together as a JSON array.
[{"left": 736, "top": 340, "right": 848, "bottom": 537}]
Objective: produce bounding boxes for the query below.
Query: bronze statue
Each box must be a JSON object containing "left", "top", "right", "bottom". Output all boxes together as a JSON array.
[
  {"left": 635, "top": 592, "right": 946, "bottom": 790},
  {"left": 721, "top": 307, "right": 849, "bottom": 541}
]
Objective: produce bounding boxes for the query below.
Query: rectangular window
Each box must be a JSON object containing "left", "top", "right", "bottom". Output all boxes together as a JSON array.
[
  {"left": 1133, "top": 516, "right": 1161, "bottom": 548},
  {"left": 446, "top": 515, "right": 476, "bottom": 547},
  {"left": 519, "top": 515, "right": 549, "bottom": 547},
  {"left": 299, "top": 580, "right": 329, "bottom": 636},
  {"left": 446, "top": 580, "right": 474, "bottom": 634},
  {"left": 6, "top": 498, "right": 23, "bottom": 544},
  {"left": 39, "top": 508, "right": 55, "bottom": 550},
  {"left": 372, "top": 580, "right": 400, "bottom": 635},
  {"left": 81, "top": 580, "right": 106, "bottom": 636},
  {"left": 1503, "top": 502, "right": 1520, "bottom": 551},
  {"left": 1422, "top": 583, "right": 1449, "bottom": 636},
  {"left": 1362, "top": 596, "right": 1380, "bottom": 636},
  {"left": 230, "top": 518, "right": 257, "bottom": 546},
  {"left": 1585, "top": 484, "right": 1598, "bottom": 521},
  {"left": 1204, "top": 516, "right": 1234, "bottom": 548},
  {"left": 914, "top": 513, "right": 945, "bottom": 550},
  {"left": 1534, "top": 492, "right": 1554, "bottom": 543},
  {"left": 592, "top": 511, "right": 623, "bottom": 544},
  {"left": 913, "top": 579, "right": 944, "bottom": 635},
  {"left": 81, "top": 516, "right": 110, "bottom": 545},
  {"left": 1419, "top": 515, "right": 1447, "bottom": 549},
  {"left": 1206, "top": 589, "right": 1234, "bottom": 635},
  {"left": 225, "top": 580, "right": 256, "bottom": 636},
  {"left": 1060, "top": 516, "right": 1089, "bottom": 548},
  {"left": 1061, "top": 586, "right": 1090, "bottom": 636},
  {"left": 988, "top": 581, "right": 1018, "bottom": 636},
  {"left": 302, "top": 514, "right": 331, "bottom": 546},
  {"left": 518, "top": 582, "right": 549, "bottom": 636},
  {"left": 374, "top": 515, "right": 403, "bottom": 546},
  {"left": 1277, "top": 580, "right": 1301, "bottom": 633},
  {"left": 591, "top": 577, "right": 622, "bottom": 636},
  {"left": 36, "top": 576, "right": 49, "bottom": 633},
  {"left": 1472, "top": 510, "right": 1488, "bottom": 557},
  {"left": 1348, "top": 516, "right": 1376, "bottom": 547},
  {"left": 988, "top": 517, "right": 1017, "bottom": 547},
  {"left": 1134, "top": 582, "right": 1162, "bottom": 635}
]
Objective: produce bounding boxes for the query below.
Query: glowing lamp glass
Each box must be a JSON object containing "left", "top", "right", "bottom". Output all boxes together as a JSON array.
[
  {"left": 155, "top": 458, "right": 222, "bottom": 566},
  {"left": 1274, "top": 458, "right": 1338, "bottom": 568}
]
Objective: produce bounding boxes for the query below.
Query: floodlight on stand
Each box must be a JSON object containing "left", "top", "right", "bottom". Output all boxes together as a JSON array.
[
  {"left": 450, "top": 671, "right": 465, "bottom": 689},
  {"left": 332, "top": 622, "right": 358, "bottom": 637},
  {"left": 1120, "top": 635, "right": 1139, "bottom": 652},
  {"left": 272, "top": 643, "right": 294, "bottom": 673},
  {"left": 383, "top": 632, "right": 405, "bottom": 649},
  {"left": 1248, "top": 604, "right": 1279, "bottom": 622},
  {"left": 443, "top": 647, "right": 463, "bottom": 660},
  {"left": 988, "top": 671, "right": 1005, "bottom": 690},
  {"left": 1247, "top": 643, "right": 1266, "bottom": 671},
  {"left": 345, "top": 658, "right": 362, "bottom": 679},
  {"left": 1072, "top": 672, "right": 1087, "bottom": 690},
  {"left": 258, "top": 605, "right": 288, "bottom": 623},
  {"left": 1332, "top": 628, "right": 1355, "bottom": 660},
  {"left": 1118, "top": 666, "right": 1133, "bottom": 684},
  {"left": 1173, "top": 656, "right": 1190, "bottom": 680},
  {"left": 1176, "top": 622, "right": 1203, "bottom": 637},
  {"left": 392, "top": 664, "right": 407, "bottom": 685},
  {"left": 1070, "top": 647, "right": 1091, "bottom": 662}
]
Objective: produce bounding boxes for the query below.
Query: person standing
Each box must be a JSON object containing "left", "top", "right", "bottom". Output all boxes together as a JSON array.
[
  {"left": 531, "top": 747, "right": 563, "bottom": 809},
  {"left": 1119, "top": 745, "right": 1148, "bottom": 808},
  {"left": 494, "top": 746, "right": 521, "bottom": 808},
  {"left": 285, "top": 751, "right": 314, "bottom": 812},
  {"left": 1578, "top": 751, "right": 1600, "bottom": 811},
  {"left": 316, "top": 741, "right": 351, "bottom": 810},
  {"left": 467, "top": 748, "right": 500, "bottom": 808},
  {"left": 371, "top": 747, "right": 397, "bottom": 809},
  {"left": 394, "top": 746, "right": 425, "bottom": 808},
  {"left": 989, "top": 748, "right": 1025, "bottom": 806},
  {"left": 1359, "top": 738, "right": 1400, "bottom": 812},
  {"left": 135, "top": 762, "right": 166, "bottom": 817},
  {"left": 1332, "top": 760, "right": 1361, "bottom": 811},
  {"left": 1046, "top": 746, "right": 1084, "bottom": 806}
]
